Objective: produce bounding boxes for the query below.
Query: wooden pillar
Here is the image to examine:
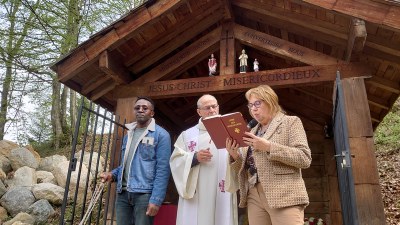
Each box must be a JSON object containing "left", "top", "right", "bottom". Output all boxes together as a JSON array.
[
  {"left": 341, "top": 77, "right": 385, "bottom": 225},
  {"left": 220, "top": 22, "right": 235, "bottom": 75},
  {"left": 105, "top": 97, "right": 137, "bottom": 224},
  {"left": 327, "top": 145, "right": 343, "bottom": 225}
]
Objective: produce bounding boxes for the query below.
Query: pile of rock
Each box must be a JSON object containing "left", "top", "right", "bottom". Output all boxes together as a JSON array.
[{"left": 0, "top": 140, "right": 104, "bottom": 225}]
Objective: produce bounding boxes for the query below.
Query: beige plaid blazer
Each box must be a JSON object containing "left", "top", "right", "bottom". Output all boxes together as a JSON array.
[{"left": 230, "top": 112, "right": 311, "bottom": 208}]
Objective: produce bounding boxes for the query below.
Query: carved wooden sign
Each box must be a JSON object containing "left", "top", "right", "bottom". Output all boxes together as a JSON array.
[
  {"left": 114, "top": 64, "right": 370, "bottom": 99},
  {"left": 234, "top": 24, "right": 342, "bottom": 66}
]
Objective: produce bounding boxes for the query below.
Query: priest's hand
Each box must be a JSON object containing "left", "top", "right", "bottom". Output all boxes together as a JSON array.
[
  {"left": 197, "top": 148, "right": 212, "bottom": 163},
  {"left": 146, "top": 203, "right": 160, "bottom": 216}
]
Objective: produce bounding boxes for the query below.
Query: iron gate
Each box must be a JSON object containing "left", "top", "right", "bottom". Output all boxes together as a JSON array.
[
  {"left": 332, "top": 72, "right": 359, "bottom": 225},
  {"left": 59, "top": 99, "right": 127, "bottom": 225}
]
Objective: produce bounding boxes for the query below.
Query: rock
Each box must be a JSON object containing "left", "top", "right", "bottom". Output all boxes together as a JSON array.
[
  {"left": 32, "top": 183, "right": 64, "bottom": 205},
  {"left": 0, "top": 155, "right": 12, "bottom": 173},
  {"left": 0, "top": 168, "right": 6, "bottom": 180},
  {"left": 38, "top": 155, "right": 67, "bottom": 172},
  {"left": 0, "top": 140, "right": 19, "bottom": 157},
  {"left": 3, "top": 212, "right": 35, "bottom": 225},
  {"left": 36, "top": 171, "right": 56, "bottom": 185},
  {"left": 0, "top": 206, "right": 8, "bottom": 221},
  {"left": 0, "top": 186, "right": 36, "bottom": 217},
  {"left": 0, "top": 179, "right": 8, "bottom": 197},
  {"left": 23, "top": 145, "right": 41, "bottom": 163},
  {"left": 4, "top": 166, "right": 37, "bottom": 188},
  {"left": 75, "top": 151, "right": 105, "bottom": 178},
  {"left": 9, "top": 148, "right": 39, "bottom": 170},
  {"left": 53, "top": 160, "right": 92, "bottom": 203},
  {"left": 27, "top": 199, "right": 55, "bottom": 224}
]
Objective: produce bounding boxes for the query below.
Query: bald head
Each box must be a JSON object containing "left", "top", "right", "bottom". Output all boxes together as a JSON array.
[{"left": 197, "top": 94, "right": 219, "bottom": 119}]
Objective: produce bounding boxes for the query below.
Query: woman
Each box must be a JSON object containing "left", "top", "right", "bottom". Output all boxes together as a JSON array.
[{"left": 226, "top": 85, "right": 311, "bottom": 225}]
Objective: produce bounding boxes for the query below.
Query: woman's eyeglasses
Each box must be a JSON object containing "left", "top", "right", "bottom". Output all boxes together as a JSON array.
[{"left": 247, "top": 100, "right": 262, "bottom": 109}]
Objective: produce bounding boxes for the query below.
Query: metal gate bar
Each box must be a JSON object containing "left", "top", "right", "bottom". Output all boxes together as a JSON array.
[{"left": 59, "top": 98, "right": 127, "bottom": 225}]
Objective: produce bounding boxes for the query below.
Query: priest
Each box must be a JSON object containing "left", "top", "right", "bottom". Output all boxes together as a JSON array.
[{"left": 170, "top": 94, "right": 238, "bottom": 225}]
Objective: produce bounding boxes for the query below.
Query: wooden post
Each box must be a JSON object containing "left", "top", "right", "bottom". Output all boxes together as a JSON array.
[
  {"left": 220, "top": 22, "right": 235, "bottom": 75},
  {"left": 327, "top": 142, "right": 343, "bottom": 225},
  {"left": 341, "top": 77, "right": 386, "bottom": 225},
  {"left": 105, "top": 97, "right": 137, "bottom": 224}
]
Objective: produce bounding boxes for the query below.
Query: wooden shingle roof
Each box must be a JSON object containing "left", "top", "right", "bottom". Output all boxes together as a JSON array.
[{"left": 52, "top": 0, "right": 400, "bottom": 134}]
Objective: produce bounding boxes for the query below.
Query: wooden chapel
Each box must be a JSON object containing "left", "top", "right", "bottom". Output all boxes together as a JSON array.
[{"left": 52, "top": 0, "right": 400, "bottom": 224}]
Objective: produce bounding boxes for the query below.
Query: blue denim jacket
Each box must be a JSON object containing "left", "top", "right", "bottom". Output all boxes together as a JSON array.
[{"left": 112, "top": 118, "right": 171, "bottom": 206}]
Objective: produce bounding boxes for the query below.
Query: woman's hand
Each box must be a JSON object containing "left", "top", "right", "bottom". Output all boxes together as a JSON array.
[
  {"left": 226, "top": 138, "right": 240, "bottom": 160},
  {"left": 243, "top": 131, "right": 271, "bottom": 152}
]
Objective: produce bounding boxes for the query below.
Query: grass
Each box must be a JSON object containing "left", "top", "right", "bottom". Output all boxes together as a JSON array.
[{"left": 374, "top": 98, "right": 400, "bottom": 153}]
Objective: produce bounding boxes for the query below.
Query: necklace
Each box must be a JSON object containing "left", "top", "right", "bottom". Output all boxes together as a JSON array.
[{"left": 256, "top": 122, "right": 271, "bottom": 137}]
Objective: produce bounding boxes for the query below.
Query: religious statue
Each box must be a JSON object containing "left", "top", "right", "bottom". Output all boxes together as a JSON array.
[
  {"left": 208, "top": 54, "right": 217, "bottom": 76},
  {"left": 239, "top": 49, "right": 248, "bottom": 73},
  {"left": 253, "top": 58, "right": 259, "bottom": 72}
]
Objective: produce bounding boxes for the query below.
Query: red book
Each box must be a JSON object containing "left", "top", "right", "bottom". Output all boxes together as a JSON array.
[{"left": 202, "top": 112, "right": 249, "bottom": 149}]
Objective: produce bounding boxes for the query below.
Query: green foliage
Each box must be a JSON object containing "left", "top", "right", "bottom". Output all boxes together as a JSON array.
[{"left": 374, "top": 98, "right": 400, "bottom": 152}]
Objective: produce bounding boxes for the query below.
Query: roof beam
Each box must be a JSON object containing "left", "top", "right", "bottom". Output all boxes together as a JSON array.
[
  {"left": 302, "top": 0, "right": 400, "bottom": 31},
  {"left": 99, "top": 51, "right": 132, "bottom": 84},
  {"left": 129, "top": 8, "right": 224, "bottom": 74},
  {"left": 235, "top": 6, "right": 345, "bottom": 48},
  {"left": 233, "top": 0, "right": 348, "bottom": 40},
  {"left": 233, "top": 24, "right": 343, "bottom": 66},
  {"left": 365, "top": 75, "right": 400, "bottom": 94},
  {"left": 367, "top": 94, "right": 390, "bottom": 110},
  {"left": 129, "top": 27, "right": 221, "bottom": 85},
  {"left": 53, "top": 0, "right": 185, "bottom": 82},
  {"left": 345, "top": 18, "right": 367, "bottom": 62},
  {"left": 221, "top": 0, "right": 233, "bottom": 20},
  {"left": 293, "top": 87, "right": 333, "bottom": 105},
  {"left": 82, "top": 76, "right": 111, "bottom": 95},
  {"left": 125, "top": 0, "right": 222, "bottom": 67},
  {"left": 90, "top": 82, "right": 116, "bottom": 101},
  {"left": 114, "top": 63, "right": 371, "bottom": 99},
  {"left": 278, "top": 90, "right": 332, "bottom": 117}
]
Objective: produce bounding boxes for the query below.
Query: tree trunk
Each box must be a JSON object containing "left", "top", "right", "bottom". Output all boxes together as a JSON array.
[
  {"left": 0, "top": 62, "right": 12, "bottom": 140},
  {"left": 50, "top": 0, "right": 80, "bottom": 147},
  {"left": 51, "top": 79, "right": 63, "bottom": 150},
  {"left": 70, "top": 90, "right": 77, "bottom": 134},
  {"left": 61, "top": 86, "right": 67, "bottom": 127}
]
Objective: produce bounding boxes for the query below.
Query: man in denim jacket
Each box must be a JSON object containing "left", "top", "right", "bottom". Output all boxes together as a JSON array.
[{"left": 101, "top": 97, "right": 171, "bottom": 225}]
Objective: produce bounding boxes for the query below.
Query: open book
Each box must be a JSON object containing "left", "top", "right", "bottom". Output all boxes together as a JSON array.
[{"left": 202, "top": 112, "right": 249, "bottom": 149}]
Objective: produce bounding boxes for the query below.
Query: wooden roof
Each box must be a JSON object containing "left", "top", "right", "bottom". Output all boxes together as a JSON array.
[{"left": 51, "top": 0, "right": 400, "bottom": 135}]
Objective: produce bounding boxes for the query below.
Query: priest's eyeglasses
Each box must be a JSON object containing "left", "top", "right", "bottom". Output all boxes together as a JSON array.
[
  {"left": 199, "top": 104, "right": 219, "bottom": 110},
  {"left": 247, "top": 100, "right": 262, "bottom": 109}
]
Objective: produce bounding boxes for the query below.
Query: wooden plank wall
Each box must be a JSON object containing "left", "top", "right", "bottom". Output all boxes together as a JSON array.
[
  {"left": 341, "top": 78, "right": 386, "bottom": 225},
  {"left": 304, "top": 130, "right": 337, "bottom": 225}
]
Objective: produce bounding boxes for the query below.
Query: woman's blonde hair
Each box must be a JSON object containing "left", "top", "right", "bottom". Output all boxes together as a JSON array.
[{"left": 245, "top": 85, "right": 283, "bottom": 114}]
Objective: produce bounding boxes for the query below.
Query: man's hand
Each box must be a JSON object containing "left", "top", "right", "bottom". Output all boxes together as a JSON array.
[
  {"left": 99, "top": 172, "right": 113, "bottom": 183},
  {"left": 146, "top": 203, "right": 160, "bottom": 216},
  {"left": 197, "top": 148, "right": 213, "bottom": 163}
]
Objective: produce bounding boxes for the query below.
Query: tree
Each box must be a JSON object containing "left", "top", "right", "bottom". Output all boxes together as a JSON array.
[
  {"left": 0, "top": 0, "right": 142, "bottom": 147},
  {"left": 0, "top": 0, "right": 41, "bottom": 141}
]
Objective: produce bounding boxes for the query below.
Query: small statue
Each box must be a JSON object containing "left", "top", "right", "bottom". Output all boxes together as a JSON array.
[
  {"left": 253, "top": 58, "right": 259, "bottom": 72},
  {"left": 239, "top": 49, "right": 248, "bottom": 73},
  {"left": 208, "top": 54, "right": 217, "bottom": 76},
  {"left": 317, "top": 218, "right": 325, "bottom": 225}
]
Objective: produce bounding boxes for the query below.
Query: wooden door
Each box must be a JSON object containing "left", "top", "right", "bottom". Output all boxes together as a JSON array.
[{"left": 332, "top": 73, "right": 359, "bottom": 225}]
